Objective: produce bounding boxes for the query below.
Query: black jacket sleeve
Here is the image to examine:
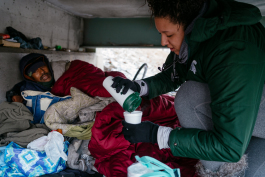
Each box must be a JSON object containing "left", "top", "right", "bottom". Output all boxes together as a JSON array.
[{"left": 6, "top": 81, "right": 26, "bottom": 102}]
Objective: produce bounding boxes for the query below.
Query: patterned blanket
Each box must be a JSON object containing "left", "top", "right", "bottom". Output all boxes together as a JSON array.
[{"left": 0, "top": 141, "right": 69, "bottom": 177}]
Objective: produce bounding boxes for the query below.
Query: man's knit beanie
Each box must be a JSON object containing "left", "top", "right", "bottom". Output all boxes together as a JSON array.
[{"left": 26, "top": 59, "right": 46, "bottom": 76}]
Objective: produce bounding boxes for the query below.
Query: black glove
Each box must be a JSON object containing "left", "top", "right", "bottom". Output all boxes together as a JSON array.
[
  {"left": 122, "top": 120, "right": 159, "bottom": 144},
  {"left": 111, "top": 76, "right": 140, "bottom": 95}
]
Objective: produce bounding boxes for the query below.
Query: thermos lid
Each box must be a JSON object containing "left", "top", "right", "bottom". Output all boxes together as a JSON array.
[{"left": 122, "top": 92, "right": 142, "bottom": 112}]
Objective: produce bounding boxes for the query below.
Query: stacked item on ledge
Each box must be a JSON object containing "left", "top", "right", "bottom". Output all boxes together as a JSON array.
[
  {"left": 5, "top": 26, "right": 43, "bottom": 49},
  {"left": 0, "top": 33, "right": 20, "bottom": 48}
]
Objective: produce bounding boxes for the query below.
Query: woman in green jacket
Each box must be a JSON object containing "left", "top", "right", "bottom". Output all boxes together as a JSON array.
[{"left": 111, "top": 0, "right": 265, "bottom": 176}]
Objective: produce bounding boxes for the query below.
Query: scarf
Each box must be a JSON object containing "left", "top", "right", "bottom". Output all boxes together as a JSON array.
[{"left": 178, "top": 2, "right": 208, "bottom": 64}]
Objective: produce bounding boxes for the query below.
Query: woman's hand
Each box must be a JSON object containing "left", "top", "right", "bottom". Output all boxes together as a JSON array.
[
  {"left": 122, "top": 120, "right": 159, "bottom": 144},
  {"left": 111, "top": 76, "right": 140, "bottom": 94}
]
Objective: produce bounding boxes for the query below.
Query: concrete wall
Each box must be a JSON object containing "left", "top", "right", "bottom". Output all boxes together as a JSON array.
[
  {"left": 0, "top": 49, "right": 100, "bottom": 103},
  {"left": 0, "top": 0, "right": 102, "bottom": 103},
  {"left": 0, "top": 0, "right": 83, "bottom": 50}
]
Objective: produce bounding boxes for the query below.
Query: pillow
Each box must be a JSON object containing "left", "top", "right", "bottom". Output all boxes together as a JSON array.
[
  {"left": 50, "top": 60, "right": 70, "bottom": 81},
  {"left": 21, "top": 90, "right": 71, "bottom": 124}
]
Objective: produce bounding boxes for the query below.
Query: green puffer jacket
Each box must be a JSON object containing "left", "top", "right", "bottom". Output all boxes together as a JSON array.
[{"left": 143, "top": 0, "right": 265, "bottom": 162}]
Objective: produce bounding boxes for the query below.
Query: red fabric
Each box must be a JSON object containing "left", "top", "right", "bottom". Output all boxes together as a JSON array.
[
  {"left": 89, "top": 97, "right": 198, "bottom": 177},
  {"left": 52, "top": 60, "right": 198, "bottom": 177},
  {"left": 51, "top": 60, "right": 126, "bottom": 97}
]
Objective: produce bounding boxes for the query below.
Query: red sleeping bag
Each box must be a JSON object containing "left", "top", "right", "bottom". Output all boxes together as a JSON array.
[
  {"left": 51, "top": 60, "right": 126, "bottom": 97},
  {"left": 51, "top": 60, "right": 198, "bottom": 177}
]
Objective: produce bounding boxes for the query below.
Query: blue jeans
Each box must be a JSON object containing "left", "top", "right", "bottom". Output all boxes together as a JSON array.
[{"left": 174, "top": 81, "right": 265, "bottom": 176}]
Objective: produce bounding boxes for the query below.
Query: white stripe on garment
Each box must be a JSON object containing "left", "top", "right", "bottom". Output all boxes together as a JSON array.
[
  {"left": 135, "top": 80, "right": 148, "bottom": 96},
  {"left": 157, "top": 126, "right": 173, "bottom": 149}
]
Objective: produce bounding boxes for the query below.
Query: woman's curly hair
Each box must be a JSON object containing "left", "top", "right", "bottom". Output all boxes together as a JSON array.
[{"left": 146, "top": 0, "right": 206, "bottom": 28}]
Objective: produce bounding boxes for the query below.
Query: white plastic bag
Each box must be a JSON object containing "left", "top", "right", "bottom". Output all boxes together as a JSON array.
[
  {"left": 128, "top": 162, "right": 154, "bottom": 177},
  {"left": 27, "top": 131, "right": 67, "bottom": 164},
  {"left": 27, "top": 136, "right": 49, "bottom": 151},
  {"left": 45, "top": 131, "right": 68, "bottom": 163}
]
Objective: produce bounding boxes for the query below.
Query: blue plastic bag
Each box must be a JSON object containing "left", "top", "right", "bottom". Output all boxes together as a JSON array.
[
  {"left": 0, "top": 146, "right": 7, "bottom": 167},
  {"left": 0, "top": 141, "right": 69, "bottom": 177}
]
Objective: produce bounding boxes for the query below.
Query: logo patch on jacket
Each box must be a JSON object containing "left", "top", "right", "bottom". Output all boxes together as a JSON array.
[{"left": 190, "top": 60, "right": 197, "bottom": 74}]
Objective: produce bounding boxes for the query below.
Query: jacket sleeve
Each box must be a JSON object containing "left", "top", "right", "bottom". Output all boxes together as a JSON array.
[
  {"left": 143, "top": 52, "right": 186, "bottom": 99},
  {"left": 169, "top": 41, "right": 265, "bottom": 162},
  {"left": 6, "top": 81, "right": 25, "bottom": 102}
]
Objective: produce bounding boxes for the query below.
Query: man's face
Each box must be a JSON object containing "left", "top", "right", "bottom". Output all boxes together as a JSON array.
[
  {"left": 155, "top": 17, "right": 185, "bottom": 55},
  {"left": 31, "top": 65, "right": 52, "bottom": 82}
]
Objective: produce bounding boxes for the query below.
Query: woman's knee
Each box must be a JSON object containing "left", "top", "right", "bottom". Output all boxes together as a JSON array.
[{"left": 174, "top": 81, "right": 212, "bottom": 129}]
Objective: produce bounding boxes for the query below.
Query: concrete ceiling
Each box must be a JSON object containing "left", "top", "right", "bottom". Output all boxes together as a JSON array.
[
  {"left": 45, "top": 0, "right": 150, "bottom": 18},
  {"left": 45, "top": 0, "right": 265, "bottom": 18}
]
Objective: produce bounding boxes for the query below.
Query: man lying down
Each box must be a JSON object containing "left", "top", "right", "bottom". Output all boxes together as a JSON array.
[
  {"left": 6, "top": 53, "right": 61, "bottom": 103},
  {"left": 1, "top": 53, "right": 195, "bottom": 176},
  {"left": 2, "top": 53, "right": 106, "bottom": 175}
]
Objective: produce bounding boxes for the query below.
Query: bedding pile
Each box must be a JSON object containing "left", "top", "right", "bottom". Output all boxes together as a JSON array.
[
  {"left": 1, "top": 59, "right": 198, "bottom": 177},
  {"left": 51, "top": 60, "right": 198, "bottom": 177}
]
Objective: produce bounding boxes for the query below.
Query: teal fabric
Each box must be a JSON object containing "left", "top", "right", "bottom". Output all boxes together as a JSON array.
[
  {"left": 135, "top": 156, "right": 180, "bottom": 177},
  {"left": 143, "top": 0, "right": 265, "bottom": 162}
]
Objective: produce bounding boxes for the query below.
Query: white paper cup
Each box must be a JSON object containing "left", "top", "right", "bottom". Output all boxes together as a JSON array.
[{"left": 124, "top": 111, "right": 142, "bottom": 124}]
